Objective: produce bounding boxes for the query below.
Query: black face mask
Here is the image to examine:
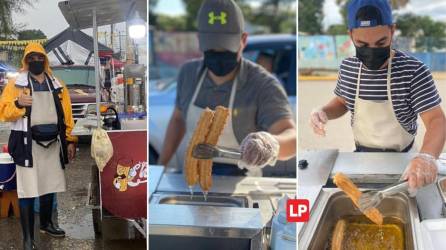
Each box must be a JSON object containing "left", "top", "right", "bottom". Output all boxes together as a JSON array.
[
  {"left": 355, "top": 46, "right": 391, "bottom": 70},
  {"left": 204, "top": 50, "right": 239, "bottom": 76},
  {"left": 28, "top": 61, "right": 45, "bottom": 75}
]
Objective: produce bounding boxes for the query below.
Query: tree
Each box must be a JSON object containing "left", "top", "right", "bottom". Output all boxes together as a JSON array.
[
  {"left": 156, "top": 14, "right": 188, "bottom": 32},
  {"left": 0, "top": 0, "right": 35, "bottom": 38},
  {"left": 246, "top": 0, "right": 295, "bottom": 33},
  {"left": 396, "top": 13, "right": 446, "bottom": 51},
  {"left": 326, "top": 24, "right": 348, "bottom": 35},
  {"left": 183, "top": 0, "right": 203, "bottom": 31},
  {"left": 17, "top": 29, "right": 46, "bottom": 40},
  {"left": 149, "top": 0, "right": 158, "bottom": 26},
  {"left": 389, "top": 0, "right": 409, "bottom": 9},
  {"left": 298, "top": 0, "right": 324, "bottom": 34}
]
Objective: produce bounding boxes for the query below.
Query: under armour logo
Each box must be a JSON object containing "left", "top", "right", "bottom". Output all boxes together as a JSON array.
[{"left": 208, "top": 11, "right": 227, "bottom": 25}]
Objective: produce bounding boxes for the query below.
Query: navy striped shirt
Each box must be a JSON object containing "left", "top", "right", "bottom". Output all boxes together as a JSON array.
[{"left": 334, "top": 50, "right": 441, "bottom": 135}]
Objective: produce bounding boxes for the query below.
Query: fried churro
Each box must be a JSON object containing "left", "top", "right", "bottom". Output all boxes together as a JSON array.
[
  {"left": 184, "top": 108, "right": 214, "bottom": 188},
  {"left": 183, "top": 106, "right": 230, "bottom": 194},
  {"left": 333, "top": 172, "right": 384, "bottom": 225},
  {"left": 198, "top": 106, "right": 229, "bottom": 192}
]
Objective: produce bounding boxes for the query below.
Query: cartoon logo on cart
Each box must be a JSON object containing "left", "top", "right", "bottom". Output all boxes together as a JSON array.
[{"left": 113, "top": 161, "right": 147, "bottom": 192}]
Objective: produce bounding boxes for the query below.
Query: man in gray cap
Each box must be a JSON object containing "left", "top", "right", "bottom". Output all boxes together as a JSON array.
[{"left": 158, "top": 0, "right": 296, "bottom": 176}]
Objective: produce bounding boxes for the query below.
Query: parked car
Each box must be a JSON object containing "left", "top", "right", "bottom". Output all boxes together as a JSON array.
[
  {"left": 0, "top": 64, "right": 18, "bottom": 94},
  {"left": 0, "top": 72, "right": 6, "bottom": 93},
  {"left": 149, "top": 34, "right": 297, "bottom": 177},
  {"left": 52, "top": 65, "right": 110, "bottom": 122}
]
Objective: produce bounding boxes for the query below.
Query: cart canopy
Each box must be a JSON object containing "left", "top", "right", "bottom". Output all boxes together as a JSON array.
[
  {"left": 58, "top": 0, "right": 147, "bottom": 29},
  {"left": 45, "top": 27, "right": 112, "bottom": 66}
]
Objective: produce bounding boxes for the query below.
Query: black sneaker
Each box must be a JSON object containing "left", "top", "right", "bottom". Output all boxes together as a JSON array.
[{"left": 40, "top": 223, "right": 66, "bottom": 238}]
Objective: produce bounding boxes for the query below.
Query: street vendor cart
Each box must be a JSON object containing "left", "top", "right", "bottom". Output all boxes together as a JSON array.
[
  {"left": 58, "top": 0, "right": 147, "bottom": 240},
  {"left": 149, "top": 165, "right": 297, "bottom": 250},
  {"left": 298, "top": 150, "right": 446, "bottom": 250}
]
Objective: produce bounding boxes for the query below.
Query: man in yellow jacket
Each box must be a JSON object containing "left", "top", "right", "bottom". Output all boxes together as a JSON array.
[{"left": 0, "top": 43, "right": 77, "bottom": 250}]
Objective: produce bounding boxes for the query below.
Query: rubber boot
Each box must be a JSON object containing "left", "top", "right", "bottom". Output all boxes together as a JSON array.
[
  {"left": 19, "top": 203, "right": 37, "bottom": 250},
  {"left": 39, "top": 194, "right": 65, "bottom": 238}
]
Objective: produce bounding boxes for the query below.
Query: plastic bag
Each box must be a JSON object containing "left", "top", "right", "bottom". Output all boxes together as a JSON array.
[
  {"left": 91, "top": 128, "right": 113, "bottom": 171},
  {"left": 238, "top": 132, "right": 280, "bottom": 169}
]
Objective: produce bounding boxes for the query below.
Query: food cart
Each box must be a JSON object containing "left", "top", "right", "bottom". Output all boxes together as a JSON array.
[
  {"left": 148, "top": 165, "right": 297, "bottom": 250},
  {"left": 58, "top": 0, "right": 147, "bottom": 240},
  {"left": 298, "top": 150, "right": 446, "bottom": 249}
]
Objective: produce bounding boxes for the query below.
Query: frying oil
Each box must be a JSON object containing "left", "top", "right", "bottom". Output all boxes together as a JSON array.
[{"left": 327, "top": 215, "right": 405, "bottom": 250}]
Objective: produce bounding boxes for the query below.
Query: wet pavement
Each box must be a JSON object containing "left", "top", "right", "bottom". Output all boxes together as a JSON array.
[{"left": 0, "top": 129, "right": 146, "bottom": 250}]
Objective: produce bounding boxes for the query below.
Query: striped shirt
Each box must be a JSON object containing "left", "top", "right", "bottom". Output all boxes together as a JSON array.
[{"left": 334, "top": 50, "right": 441, "bottom": 135}]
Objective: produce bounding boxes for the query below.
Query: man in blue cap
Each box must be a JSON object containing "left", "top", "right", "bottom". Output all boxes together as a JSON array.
[{"left": 310, "top": 0, "right": 446, "bottom": 193}]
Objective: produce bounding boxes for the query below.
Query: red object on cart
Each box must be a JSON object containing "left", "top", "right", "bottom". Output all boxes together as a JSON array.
[
  {"left": 101, "top": 130, "right": 147, "bottom": 219},
  {"left": 110, "top": 58, "right": 125, "bottom": 69}
]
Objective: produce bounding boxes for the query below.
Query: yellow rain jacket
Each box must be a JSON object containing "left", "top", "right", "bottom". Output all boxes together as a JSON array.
[{"left": 0, "top": 43, "right": 77, "bottom": 168}]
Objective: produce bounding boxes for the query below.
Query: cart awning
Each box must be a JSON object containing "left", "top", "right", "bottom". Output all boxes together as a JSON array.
[
  {"left": 45, "top": 27, "right": 113, "bottom": 65},
  {"left": 110, "top": 58, "right": 125, "bottom": 68},
  {"left": 58, "top": 0, "right": 147, "bottom": 29}
]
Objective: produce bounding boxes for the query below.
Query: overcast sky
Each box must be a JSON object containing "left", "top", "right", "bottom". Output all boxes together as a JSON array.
[
  {"left": 12, "top": 0, "right": 68, "bottom": 37},
  {"left": 12, "top": 0, "right": 126, "bottom": 38}
]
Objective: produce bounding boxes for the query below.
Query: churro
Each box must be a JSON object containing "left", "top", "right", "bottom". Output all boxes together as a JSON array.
[
  {"left": 333, "top": 172, "right": 383, "bottom": 225},
  {"left": 184, "top": 108, "right": 214, "bottom": 187},
  {"left": 331, "top": 219, "right": 346, "bottom": 250},
  {"left": 199, "top": 106, "right": 229, "bottom": 192}
]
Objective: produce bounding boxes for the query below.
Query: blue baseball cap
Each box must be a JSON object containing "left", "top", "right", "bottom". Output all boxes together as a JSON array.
[{"left": 347, "top": 0, "right": 393, "bottom": 30}]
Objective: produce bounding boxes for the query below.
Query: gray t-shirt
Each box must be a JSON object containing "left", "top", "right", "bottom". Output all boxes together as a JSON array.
[{"left": 176, "top": 58, "right": 292, "bottom": 143}]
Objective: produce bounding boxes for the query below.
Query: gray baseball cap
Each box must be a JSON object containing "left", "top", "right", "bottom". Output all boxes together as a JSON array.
[{"left": 197, "top": 0, "right": 245, "bottom": 53}]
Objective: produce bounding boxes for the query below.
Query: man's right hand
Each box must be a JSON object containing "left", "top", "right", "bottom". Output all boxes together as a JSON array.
[
  {"left": 310, "top": 109, "right": 328, "bottom": 136},
  {"left": 18, "top": 92, "right": 32, "bottom": 107}
]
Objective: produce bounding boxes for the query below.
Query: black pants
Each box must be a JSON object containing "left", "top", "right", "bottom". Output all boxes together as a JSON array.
[{"left": 18, "top": 193, "right": 55, "bottom": 208}]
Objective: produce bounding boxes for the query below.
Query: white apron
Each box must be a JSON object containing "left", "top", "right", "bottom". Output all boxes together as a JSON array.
[
  {"left": 177, "top": 68, "right": 241, "bottom": 169},
  {"left": 16, "top": 77, "right": 66, "bottom": 198},
  {"left": 352, "top": 51, "right": 415, "bottom": 152}
]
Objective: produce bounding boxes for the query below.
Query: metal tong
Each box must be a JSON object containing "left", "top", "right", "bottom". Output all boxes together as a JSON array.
[
  {"left": 192, "top": 143, "right": 241, "bottom": 160},
  {"left": 358, "top": 180, "right": 409, "bottom": 212}
]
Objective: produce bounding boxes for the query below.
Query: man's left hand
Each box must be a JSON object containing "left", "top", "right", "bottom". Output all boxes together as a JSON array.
[
  {"left": 67, "top": 143, "right": 76, "bottom": 161},
  {"left": 402, "top": 153, "right": 438, "bottom": 195}
]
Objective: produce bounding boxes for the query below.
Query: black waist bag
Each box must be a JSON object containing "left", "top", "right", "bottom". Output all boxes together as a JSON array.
[{"left": 31, "top": 124, "right": 59, "bottom": 148}]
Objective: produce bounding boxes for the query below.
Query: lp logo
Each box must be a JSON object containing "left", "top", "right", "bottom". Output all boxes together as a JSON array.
[{"left": 286, "top": 199, "right": 310, "bottom": 222}]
